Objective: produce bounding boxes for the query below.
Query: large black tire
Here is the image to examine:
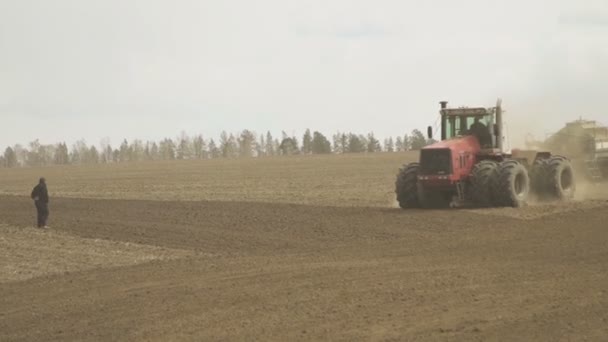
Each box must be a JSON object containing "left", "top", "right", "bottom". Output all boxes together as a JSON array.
[
  {"left": 493, "top": 160, "right": 530, "bottom": 207},
  {"left": 395, "top": 163, "right": 420, "bottom": 209},
  {"left": 469, "top": 160, "right": 499, "bottom": 207},
  {"left": 546, "top": 156, "right": 576, "bottom": 200},
  {"left": 530, "top": 158, "right": 550, "bottom": 196}
]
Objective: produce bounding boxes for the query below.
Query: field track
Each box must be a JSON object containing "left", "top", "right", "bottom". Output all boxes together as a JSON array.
[{"left": 2, "top": 192, "right": 608, "bottom": 341}]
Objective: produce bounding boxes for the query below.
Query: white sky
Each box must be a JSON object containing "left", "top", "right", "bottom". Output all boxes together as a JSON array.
[{"left": 1, "top": 0, "right": 607, "bottom": 148}]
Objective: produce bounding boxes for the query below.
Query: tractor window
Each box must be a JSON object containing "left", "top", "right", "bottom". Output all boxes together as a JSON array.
[
  {"left": 445, "top": 116, "right": 462, "bottom": 139},
  {"left": 464, "top": 116, "right": 492, "bottom": 132},
  {"left": 465, "top": 117, "right": 476, "bottom": 131},
  {"left": 441, "top": 110, "right": 494, "bottom": 143},
  {"left": 467, "top": 115, "right": 494, "bottom": 148},
  {"left": 443, "top": 115, "right": 492, "bottom": 140},
  {"left": 445, "top": 117, "right": 453, "bottom": 139}
]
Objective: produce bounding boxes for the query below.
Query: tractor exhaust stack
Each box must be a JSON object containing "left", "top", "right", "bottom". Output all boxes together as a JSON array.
[{"left": 495, "top": 99, "right": 503, "bottom": 151}]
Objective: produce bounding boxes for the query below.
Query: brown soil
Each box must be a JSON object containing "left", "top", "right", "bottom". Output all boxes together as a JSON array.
[
  {"left": 0, "top": 153, "right": 418, "bottom": 208},
  {"left": 1, "top": 195, "right": 608, "bottom": 341}
]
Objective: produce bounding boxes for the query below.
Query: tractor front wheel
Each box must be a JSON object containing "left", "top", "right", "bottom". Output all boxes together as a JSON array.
[
  {"left": 395, "top": 163, "right": 421, "bottom": 209},
  {"left": 469, "top": 160, "right": 499, "bottom": 207}
]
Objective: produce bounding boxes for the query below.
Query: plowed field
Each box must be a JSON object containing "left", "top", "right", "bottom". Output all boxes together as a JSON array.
[{"left": 1, "top": 154, "right": 607, "bottom": 341}]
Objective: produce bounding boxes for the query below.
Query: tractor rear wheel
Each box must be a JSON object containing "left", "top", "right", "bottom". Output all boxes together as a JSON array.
[
  {"left": 493, "top": 160, "right": 530, "bottom": 207},
  {"left": 546, "top": 156, "right": 576, "bottom": 200},
  {"left": 469, "top": 160, "right": 498, "bottom": 207},
  {"left": 395, "top": 163, "right": 420, "bottom": 209},
  {"left": 530, "top": 158, "right": 550, "bottom": 196}
]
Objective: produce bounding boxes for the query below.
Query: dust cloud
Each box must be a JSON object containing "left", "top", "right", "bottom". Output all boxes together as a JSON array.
[
  {"left": 503, "top": 96, "right": 605, "bottom": 151},
  {"left": 496, "top": 32, "right": 607, "bottom": 151},
  {"left": 574, "top": 177, "right": 608, "bottom": 201}
]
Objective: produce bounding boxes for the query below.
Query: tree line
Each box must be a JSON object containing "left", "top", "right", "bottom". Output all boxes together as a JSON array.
[{"left": 0, "top": 129, "right": 433, "bottom": 168}]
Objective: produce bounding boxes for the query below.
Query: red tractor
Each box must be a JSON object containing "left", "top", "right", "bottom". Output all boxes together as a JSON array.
[{"left": 395, "top": 100, "right": 576, "bottom": 209}]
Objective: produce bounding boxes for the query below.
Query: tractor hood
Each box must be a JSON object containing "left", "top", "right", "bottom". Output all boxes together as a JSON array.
[
  {"left": 422, "top": 135, "right": 481, "bottom": 153},
  {"left": 417, "top": 135, "right": 482, "bottom": 180}
]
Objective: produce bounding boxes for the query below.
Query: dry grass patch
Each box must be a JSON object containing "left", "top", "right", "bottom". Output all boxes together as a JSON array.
[{"left": 0, "top": 224, "right": 194, "bottom": 282}]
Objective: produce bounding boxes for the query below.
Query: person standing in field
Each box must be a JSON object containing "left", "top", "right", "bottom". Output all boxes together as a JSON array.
[{"left": 31, "top": 177, "right": 50, "bottom": 229}]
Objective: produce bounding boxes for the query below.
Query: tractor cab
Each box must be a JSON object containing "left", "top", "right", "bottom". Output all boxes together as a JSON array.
[{"left": 427, "top": 100, "right": 504, "bottom": 152}]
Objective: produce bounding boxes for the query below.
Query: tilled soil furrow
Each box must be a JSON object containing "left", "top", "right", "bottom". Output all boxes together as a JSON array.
[{"left": 1, "top": 195, "right": 607, "bottom": 341}]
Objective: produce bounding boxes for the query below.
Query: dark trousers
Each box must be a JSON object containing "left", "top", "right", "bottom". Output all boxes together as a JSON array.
[{"left": 35, "top": 201, "right": 49, "bottom": 227}]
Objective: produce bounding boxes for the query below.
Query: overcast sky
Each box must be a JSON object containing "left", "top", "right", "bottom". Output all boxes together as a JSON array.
[{"left": 1, "top": 0, "right": 607, "bottom": 149}]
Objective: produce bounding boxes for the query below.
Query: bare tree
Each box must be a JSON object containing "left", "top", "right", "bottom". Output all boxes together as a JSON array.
[
  {"left": 100, "top": 137, "right": 112, "bottom": 163},
  {"left": 176, "top": 132, "right": 193, "bottom": 160},
  {"left": 410, "top": 130, "right": 427, "bottom": 150},
  {"left": 208, "top": 139, "right": 220, "bottom": 159},
  {"left": 347, "top": 134, "right": 366, "bottom": 153},
  {"left": 150, "top": 142, "right": 160, "bottom": 160},
  {"left": 366, "top": 132, "right": 381, "bottom": 153},
  {"left": 238, "top": 130, "right": 256, "bottom": 158},
  {"left": 192, "top": 135, "right": 207, "bottom": 159},
  {"left": 265, "top": 131, "right": 275, "bottom": 156},
  {"left": 131, "top": 140, "right": 145, "bottom": 161},
  {"left": 384, "top": 137, "right": 395, "bottom": 152},
  {"left": 311, "top": 132, "right": 331, "bottom": 154},
  {"left": 3, "top": 147, "right": 17, "bottom": 168},
  {"left": 71, "top": 139, "right": 91, "bottom": 164},
  {"left": 219, "top": 132, "right": 238, "bottom": 158},
  {"left": 159, "top": 138, "right": 176, "bottom": 160},
  {"left": 302, "top": 129, "right": 312, "bottom": 154},
  {"left": 55, "top": 143, "right": 70, "bottom": 164},
  {"left": 89, "top": 146, "right": 100, "bottom": 164},
  {"left": 403, "top": 134, "right": 412, "bottom": 151},
  {"left": 395, "top": 136, "right": 404, "bottom": 152},
  {"left": 119, "top": 139, "right": 130, "bottom": 162},
  {"left": 257, "top": 134, "right": 266, "bottom": 157}
]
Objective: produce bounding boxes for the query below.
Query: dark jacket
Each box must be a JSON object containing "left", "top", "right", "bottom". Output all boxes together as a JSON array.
[
  {"left": 470, "top": 122, "right": 492, "bottom": 147},
  {"left": 31, "top": 183, "right": 49, "bottom": 204}
]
